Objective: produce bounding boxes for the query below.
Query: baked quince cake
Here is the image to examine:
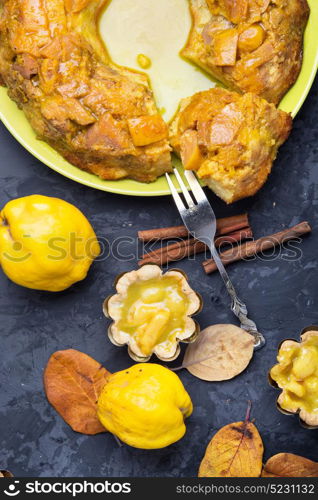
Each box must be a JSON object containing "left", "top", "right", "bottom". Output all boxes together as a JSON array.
[
  {"left": 0, "top": 0, "right": 172, "bottom": 182},
  {"left": 183, "top": 0, "right": 309, "bottom": 105},
  {"left": 170, "top": 88, "right": 292, "bottom": 203},
  {"left": 0, "top": 0, "right": 308, "bottom": 200}
]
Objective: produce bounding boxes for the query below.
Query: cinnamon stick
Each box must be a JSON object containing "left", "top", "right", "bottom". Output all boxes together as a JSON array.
[
  {"left": 138, "top": 213, "right": 249, "bottom": 242},
  {"left": 202, "top": 222, "right": 312, "bottom": 274},
  {"left": 139, "top": 228, "right": 253, "bottom": 266},
  {"left": 140, "top": 238, "right": 199, "bottom": 264}
]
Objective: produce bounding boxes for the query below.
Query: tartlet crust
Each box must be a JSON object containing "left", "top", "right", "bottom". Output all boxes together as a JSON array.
[
  {"left": 104, "top": 265, "right": 201, "bottom": 362},
  {"left": 270, "top": 330, "right": 318, "bottom": 428}
]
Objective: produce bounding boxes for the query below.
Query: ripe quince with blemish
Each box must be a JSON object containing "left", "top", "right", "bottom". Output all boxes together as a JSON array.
[
  {"left": 0, "top": 195, "right": 100, "bottom": 291},
  {"left": 97, "top": 363, "right": 193, "bottom": 449}
]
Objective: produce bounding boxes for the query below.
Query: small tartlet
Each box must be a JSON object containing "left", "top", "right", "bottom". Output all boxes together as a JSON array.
[
  {"left": 269, "top": 326, "right": 318, "bottom": 429},
  {"left": 103, "top": 265, "right": 202, "bottom": 362}
]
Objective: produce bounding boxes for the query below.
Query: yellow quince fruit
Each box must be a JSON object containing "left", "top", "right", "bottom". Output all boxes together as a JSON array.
[
  {"left": 97, "top": 363, "right": 193, "bottom": 449},
  {"left": 0, "top": 195, "right": 100, "bottom": 291}
]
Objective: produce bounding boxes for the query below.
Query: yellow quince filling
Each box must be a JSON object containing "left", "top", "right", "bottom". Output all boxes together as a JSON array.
[
  {"left": 270, "top": 336, "right": 318, "bottom": 415},
  {"left": 117, "top": 275, "right": 190, "bottom": 356}
]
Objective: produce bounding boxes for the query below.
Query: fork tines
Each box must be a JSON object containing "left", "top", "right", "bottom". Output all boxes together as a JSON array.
[{"left": 165, "top": 168, "right": 207, "bottom": 209}]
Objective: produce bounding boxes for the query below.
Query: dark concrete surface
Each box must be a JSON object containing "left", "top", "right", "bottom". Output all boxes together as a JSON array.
[{"left": 0, "top": 77, "right": 318, "bottom": 477}]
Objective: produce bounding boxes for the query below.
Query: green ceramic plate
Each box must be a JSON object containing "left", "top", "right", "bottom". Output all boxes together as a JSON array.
[{"left": 0, "top": 0, "right": 317, "bottom": 197}]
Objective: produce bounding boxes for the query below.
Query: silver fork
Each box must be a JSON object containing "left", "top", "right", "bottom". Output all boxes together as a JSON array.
[{"left": 166, "top": 168, "right": 265, "bottom": 350}]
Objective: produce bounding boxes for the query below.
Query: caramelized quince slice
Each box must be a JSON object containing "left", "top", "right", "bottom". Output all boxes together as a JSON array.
[
  {"left": 208, "top": 0, "right": 249, "bottom": 24},
  {"left": 180, "top": 130, "right": 204, "bottom": 170},
  {"left": 210, "top": 28, "right": 238, "bottom": 66},
  {"left": 136, "top": 309, "right": 171, "bottom": 356},
  {"left": 238, "top": 24, "right": 266, "bottom": 53},
  {"left": 128, "top": 114, "right": 168, "bottom": 146}
]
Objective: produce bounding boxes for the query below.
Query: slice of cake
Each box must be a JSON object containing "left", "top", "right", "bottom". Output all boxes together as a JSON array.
[
  {"left": 0, "top": 0, "right": 172, "bottom": 183},
  {"left": 182, "top": 0, "right": 309, "bottom": 105},
  {"left": 170, "top": 88, "right": 292, "bottom": 203}
]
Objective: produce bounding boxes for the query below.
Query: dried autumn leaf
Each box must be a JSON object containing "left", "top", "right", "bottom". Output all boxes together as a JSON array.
[
  {"left": 44, "top": 349, "right": 111, "bottom": 435},
  {"left": 262, "top": 453, "right": 318, "bottom": 477},
  {"left": 183, "top": 324, "right": 254, "bottom": 381},
  {"left": 0, "top": 470, "right": 13, "bottom": 477},
  {"left": 199, "top": 417, "right": 264, "bottom": 477}
]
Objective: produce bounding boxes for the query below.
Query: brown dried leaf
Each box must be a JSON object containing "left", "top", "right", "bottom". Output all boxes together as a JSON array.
[
  {"left": 44, "top": 349, "right": 111, "bottom": 435},
  {"left": 199, "top": 418, "right": 264, "bottom": 477},
  {"left": 0, "top": 470, "right": 13, "bottom": 477},
  {"left": 262, "top": 453, "right": 318, "bottom": 477},
  {"left": 183, "top": 324, "right": 254, "bottom": 381}
]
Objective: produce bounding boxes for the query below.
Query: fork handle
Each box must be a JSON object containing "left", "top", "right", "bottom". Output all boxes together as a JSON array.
[{"left": 209, "top": 244, "right": 265, "bottom": 350}]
